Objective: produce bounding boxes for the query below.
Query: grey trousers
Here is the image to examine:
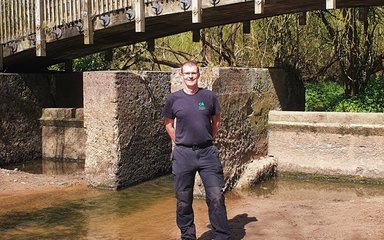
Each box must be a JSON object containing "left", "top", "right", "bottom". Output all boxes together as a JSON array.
[{"left": 172, "top": 145, "right": 231, "bottom": 240}]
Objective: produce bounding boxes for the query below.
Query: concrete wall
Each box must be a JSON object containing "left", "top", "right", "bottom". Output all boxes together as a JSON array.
[
  {"left": 83, "top": 71, "right": 172, "bottom": 189},
  {"left": 40, "top": 108, "right": 85, "bottom": 160},
  {"left": 171, "top": 67, "right": 304, "bottom": 189},
  {"left": 0, "top": 73, "right": 83, "bottom": 166},
  {"left": 268, "top": 111, "right": 384, "bottom": 179}
]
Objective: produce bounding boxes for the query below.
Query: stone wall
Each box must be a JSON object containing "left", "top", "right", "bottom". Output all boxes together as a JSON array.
[
  {"left": 171, "top": 67, "right": 304, "bottom": 189},
  {"left": 0, "top": 73, "right": 83, "bottom": 166},
  {"left": 268, "top": 111, "right": 384, "bottom": 179},
  {"left": 83, "top": 71, "right": 172, "bottom": 189}
]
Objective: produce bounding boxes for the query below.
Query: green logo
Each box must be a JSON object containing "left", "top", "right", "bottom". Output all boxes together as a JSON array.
[{"left": 198, "top": 101, "right": 206, "bottom": 110}]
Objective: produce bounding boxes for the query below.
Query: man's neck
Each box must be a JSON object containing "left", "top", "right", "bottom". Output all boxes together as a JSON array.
[{"left": 183, "top": 86, "right": 199, "bottom": 95}]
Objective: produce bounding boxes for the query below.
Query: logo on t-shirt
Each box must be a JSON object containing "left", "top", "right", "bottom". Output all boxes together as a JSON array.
[{"left": 198, "top": 101, "right": 206, "bottom": 110}]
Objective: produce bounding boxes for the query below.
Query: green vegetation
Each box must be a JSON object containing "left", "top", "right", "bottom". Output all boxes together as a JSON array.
[{"left": 305, "top": 76, "right": 384, "bottom": 112}]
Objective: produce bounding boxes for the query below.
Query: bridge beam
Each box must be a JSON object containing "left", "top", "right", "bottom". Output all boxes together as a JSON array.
[
  {"left": 83, "top": 0, "right": 94, "bottom": 45},
  {"left": 135, "top": 0, "right": 145, "bottom": 32},
  {"left": 326, "top": 0, "right": 336, "bottom": 9},
  {"left": 255, "top": 0, "right": 265, "bottom": 14},
  {"left": 35, "top": 0, "right": 46, "bottom": 56}
]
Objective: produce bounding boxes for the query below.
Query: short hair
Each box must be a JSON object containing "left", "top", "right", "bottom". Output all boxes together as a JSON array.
[{"left": 181, "top": 61, "right": 199, "bottom": 73}]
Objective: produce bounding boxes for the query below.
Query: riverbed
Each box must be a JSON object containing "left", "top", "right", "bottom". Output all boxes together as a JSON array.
[{"left": 1, "top": 169, "right": 384, "bottom": 239}]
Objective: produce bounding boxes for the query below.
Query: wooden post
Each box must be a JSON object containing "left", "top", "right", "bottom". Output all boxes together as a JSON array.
[
  {"left": 255, "top": 0, "right": 264, "bottom": 15},
  {"left": 192, "top": 29, "right": 200, "bottom": 42},
  {"left": 299, "top": 12, "right": 307, "bottom": 26},
  {"left": 326, "top": 0, "right": 336, "bottom": 10},
  {"left": 192, "top": 0, "right": 202, "bottom": 23},
  {"left": 243, "top": 21, "right": 251, "bottom": 34},
  {"left": 65, "top": 59, "right": 73, "bottom": 72},
  {"left": 35, "top": 0, "right": 46, "bottom": 56},
  {"left": 147, "top": 39, "right": 155, "bottom": 52},
  {"left": 358, "top": 8, "right": 368, "bottom": 22},
  {"left": 83, "top": 0, "right": 94, "bottom": 44},
  {"left": 135, "top": 0, "right": 145, "bottom": 32},
  {"left": 0, "top": 44, "right": 3, "bottom": 71}
]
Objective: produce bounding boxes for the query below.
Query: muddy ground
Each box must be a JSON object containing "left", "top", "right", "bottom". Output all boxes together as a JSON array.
[{"left": 1, "top": 168, "right": 384, "bottom": 239}]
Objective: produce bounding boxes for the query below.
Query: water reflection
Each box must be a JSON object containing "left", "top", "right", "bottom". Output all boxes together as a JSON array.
[
  {"left": 2, "top": 158, "right": 84, "bottom": 175},
  {"left": 0, "top": 176, "right": 175, "bottom": 240}
]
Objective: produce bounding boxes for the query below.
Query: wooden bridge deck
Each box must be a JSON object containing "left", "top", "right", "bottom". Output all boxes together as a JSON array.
[{"left": 1, "top": 0, "right": 383, "bottom": 72}]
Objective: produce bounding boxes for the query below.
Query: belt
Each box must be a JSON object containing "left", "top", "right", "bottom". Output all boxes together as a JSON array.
[{"left": 176, "top": 141, "right": 213, "bottom": 150}]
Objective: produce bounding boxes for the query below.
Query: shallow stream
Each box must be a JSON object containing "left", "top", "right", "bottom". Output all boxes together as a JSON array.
[{"left": 1, "top": 171, "right": 384, "bottom": 239}]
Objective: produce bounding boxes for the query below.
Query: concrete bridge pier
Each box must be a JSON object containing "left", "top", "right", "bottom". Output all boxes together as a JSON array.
[{"left": 83, "top": 71, "right": 172, "bottom": 189}]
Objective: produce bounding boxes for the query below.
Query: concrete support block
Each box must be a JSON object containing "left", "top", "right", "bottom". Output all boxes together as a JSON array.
[
  {"left": 268, "top": 111, "right": 384, "bottom": 179},
  {"left": 83, "top": 71, "right": 172, "bottom": 189}
]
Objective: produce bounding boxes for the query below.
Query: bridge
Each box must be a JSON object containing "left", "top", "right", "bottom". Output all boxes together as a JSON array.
[{"left": 1, "top": 0, "right": 383, "bottom": 72}]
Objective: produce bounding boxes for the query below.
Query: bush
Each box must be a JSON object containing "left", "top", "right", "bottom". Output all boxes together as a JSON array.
[
  {"left": 334, "top": 77, "right": 384, "bottom": 112},
  {"left": 305, "top": 77, "right": 384, "bottom": 112},
  {"left": 305, "top": 81, "right": 344, "bottom": 111}
]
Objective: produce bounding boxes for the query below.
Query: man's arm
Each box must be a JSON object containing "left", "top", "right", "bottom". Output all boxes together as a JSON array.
[
  {"left": 164, "top": 117, "right": 176, "bottom": 143},
  {"left": 211, "top": 113, "right": 221, "bottom": 140}
]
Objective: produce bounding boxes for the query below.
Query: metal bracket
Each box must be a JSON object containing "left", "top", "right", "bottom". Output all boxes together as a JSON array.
[
  {"left": 151, "top": 1, "right": 163, "bottom": 15},
  {"left": 125, "top": 8, "right": 135, "bottom": 21},
  {"left": 51, "top": 28, "right": 62, "bottom": 39},
  {"left": 180, "top": 0, "right": 191, "bottom": 10},
  {"left": 28, "top": 34, "right": 36, "bottom": 45},
  {"left": 76, "top": 21, "right": 84, "bottom": 33},
  {"left": 8, "top": 41, "right": 17, "bottom": 53},
  {"left": 100, "top": 15, "right": 110, "bottom": 27},
  {"left": 210, "top": 0, "right": 220, "bottom": 6}
]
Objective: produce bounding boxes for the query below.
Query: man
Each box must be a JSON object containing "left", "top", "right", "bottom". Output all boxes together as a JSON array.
[{"left": 162, "top": 61, "right": 231, "bottom": 240}]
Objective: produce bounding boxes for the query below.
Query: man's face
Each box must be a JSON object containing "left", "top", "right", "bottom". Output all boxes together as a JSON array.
[{"left": 181, "top": 65, "right": 200, "bottom": 88}]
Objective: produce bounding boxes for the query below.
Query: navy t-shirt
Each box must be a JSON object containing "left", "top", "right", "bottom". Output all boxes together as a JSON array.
[{"left": 162, "top": 88, "right": 221, "bottom": 145}]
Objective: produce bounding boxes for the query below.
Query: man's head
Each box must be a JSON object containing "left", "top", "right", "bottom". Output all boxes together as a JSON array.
[{"left": 181, "top": 61, "right": 200, "bottom": 89}]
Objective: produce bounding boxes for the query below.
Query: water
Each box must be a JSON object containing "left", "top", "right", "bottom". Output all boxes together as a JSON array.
[
  {"left": 2, "top": 158, "right": 84, "bottom": 175},
  {"left": 1, "top": 175, "right": 384, "bottom": 239}
]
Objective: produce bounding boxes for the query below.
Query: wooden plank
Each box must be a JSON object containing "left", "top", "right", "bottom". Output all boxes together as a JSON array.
[
  {"left": 11, "top": 0, "right": 15, "bottom": 39},
  {"left": 135, "top": 0, "right": 145, "bottom": 32},
  {"left": 255, "top": 0, "right": 264, "bottom": 14},
  {"left": 7, "top": 0, "right": 11, "bottom": 42},
  {"left": 77, "top": 0, "right": 81, "bottom": 20},
  {"left": 55, "top": 0, "right": 59, "bottom": 26},
  {"left": 192, "top": 0, "right": 201, "bottom": 23},
  {"left": 83, "top": 0, "right": 94, "bottom": 44},
  {"left": 18, "top": 0, "right": 22, "bottom": 37},
  {"left": 35, "top": 0, "right": 46, "bottom": 56},
  {"left": 25, "top": 0, "right": 32, "bottom": 34},
  {"left": 0, "top": 1, "right": 3, "bottom": 43},
  {"left": 326, "top": 0, "right": 336, "bottom": 9}
]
